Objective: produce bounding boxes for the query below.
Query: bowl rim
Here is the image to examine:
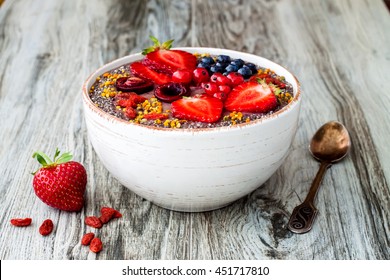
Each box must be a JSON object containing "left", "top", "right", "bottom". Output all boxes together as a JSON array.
[{"left": 82, "top": 47, "right": 301, "bottom": 133}]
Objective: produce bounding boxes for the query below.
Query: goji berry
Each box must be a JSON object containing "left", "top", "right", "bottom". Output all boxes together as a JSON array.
[
  {"left": 99, "top": 207, "right": 116, "bottom": 224},
  {"left": 10, "top": 218, "right": 32, "bottom": 227},
  {"left": 85, "top": 216, "right": 103, "bottom": 229},
  {"left": 39, "top": 219, "right": 54, "bottom": 236},
  {"left": 143, "top": 113, "right": 169, "bottom": 120},
  {"left": 90, "top": 237, "right": 103, "bottom": 253},
  {"left": 101, "top": 206, "right": 122, "bottom": 220},
  {"left": 81, "top": 232, "right": 95, "bottom": 246}
]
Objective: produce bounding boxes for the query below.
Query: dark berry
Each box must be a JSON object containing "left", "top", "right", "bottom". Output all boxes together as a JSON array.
[
  {"left": 200, "top": 56, "right": 214, "bottom": 65},
  {"left": 244, "top": 62, "right": 257, "bottom": 73},
  {"left": 210, "top": 65, "right": 224, "bottom": 73},
  {"left": 216, "top": 55, "right": 231, "bottom": 64},
  {"left": 238, "top": 66, "right": 252, "bottom": 79},
  {"left": 154, "top": 82, "right": 187, "bottom": 103},
  {"left": 231, "top": 59, "right": 245, "bottom": 68},
  {"left": 216, "top": 61, "right": 229, "bottom": 68},
  {"left": 115, "top": 77, "right": 154, "bottom": 94},
  {"left": 224, "top": 64, "right": 239, "bottom": 73},
  {"left": 197, "top": 62, "right": 211, "bottom": 70}
]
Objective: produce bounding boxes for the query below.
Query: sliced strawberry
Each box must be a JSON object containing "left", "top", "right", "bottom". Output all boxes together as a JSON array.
[
  {"left": 130, "top": 62, "right": 171, "bottom": 85},
  {"left": 171, "top": 96, "right": 223, "bottom": 123},
  {"left": 143, "top": 50, "right": 197, "bottom": 74},
  {"left": 224, "top": 82, "right": 277, "bottom": 113}
]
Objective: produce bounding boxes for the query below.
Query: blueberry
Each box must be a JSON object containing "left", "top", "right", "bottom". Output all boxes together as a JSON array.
[
  {"left": 210, "top": 64, "right": 224, "bottom": 73},
  {"left": 230, "top": 59, "right": 244, "bottom": 68},
  {"left": 238, "top": 66, "right": 252, "bottom": 78},
  {"left": 216, "top": 55, "right": 231, "bottom": 64},
  {"left": 215, "top": 61, "right": 229, "bottom": 69},
  {"left": 200, "top": 56, "right": 214, "bottom": 65},
  {"left": 225, "top": 64, "right": 239, "bottom": 73},
  {"left": 245, "top": 62, "right": 257, "bottom": 73},
  {"left": 197, "top": 62, "right": 211, "bottom": 70}
]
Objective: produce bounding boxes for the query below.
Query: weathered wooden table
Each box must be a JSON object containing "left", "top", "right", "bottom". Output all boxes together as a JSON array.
[{"left": 0, "top": 0, "right": 389, "bottom": 260}]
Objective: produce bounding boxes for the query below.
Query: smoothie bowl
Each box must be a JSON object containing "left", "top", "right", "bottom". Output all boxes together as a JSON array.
[{"left": 82, "top": 39, "right": 301, "bottom": 212}]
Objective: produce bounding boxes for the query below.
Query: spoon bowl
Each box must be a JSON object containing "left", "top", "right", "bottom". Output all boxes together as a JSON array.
[
  {"left": 310, "top": 121, "right": 351, "bottom": 163},
  {"left": 288, "top": 121, "right": 351, "bottom": 233}
]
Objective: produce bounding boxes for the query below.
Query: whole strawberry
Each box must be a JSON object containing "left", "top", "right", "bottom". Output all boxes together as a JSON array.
[{"left": 32, "top": 148, "right": 87, "bottom": 212}]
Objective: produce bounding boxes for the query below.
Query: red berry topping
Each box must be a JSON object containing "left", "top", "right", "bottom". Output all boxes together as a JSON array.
[
  {"left": 130, "top": 61, "right": 171, "bottom": 85},
  {"left": 154, "top": 82, "right": 187, "bottom": 103},
  {"left": 142, "top": 37, "right": 197, "bottom": 74},
  {"left": 202, "top": 82, "right": 218, "bottom": 95},
  {"left": 143, "top": 113, "right": 169, "bottom": 120},
  {"left": 32, "top": 149, "right": 87, "bottom": 212},
  {"left": 81, "top": 232, "right": 95, "bottom": 246},
  {"left": 171, "top": 96, "right": 223, "bottom": 123},
  {"left": 90, "top": 237, "right": 103, "bottom": 253},
  {"left": 172, "top": 69, "right": 193, "bottom": 84},
  {"left": 39, "top": 219, "right": 54, "bottom": 236},
  {"left": 124, "top": 107, "right": 137, "bottom": 119},
  {"left": 210, "top": 73, "right": 231, "bottom": 86},
  {"left": 226, "top": 72, "right": 245, "bottom": 87},
  {"left": 97, "top": 207, "right": 123, "bottom": 224},
  {"left": 218, "top": 85, "right": 231, "bottom": 95},
  {"left": 144, "top": 50, "right": 197, "bottom": 74},
  {"left": 85, "top": 216, "right": 103, "bottom": 229},
  {"left": 10, "top": 218, "right": 32, "bottom": 227},
  {"left": 192, "top": 68, "right": 210, "bottom": 85},
  {"left": 115, "top": 76, "right": 154, "bottom": 94},
  {"left": 224, "top": 82, "right": 277, "bottom": 113},
  {"left": 115, "top": 92, "right": 147, "bottom": 108},
  {"left": 213, "top": 92, "right": 228, "bottom": 102}
]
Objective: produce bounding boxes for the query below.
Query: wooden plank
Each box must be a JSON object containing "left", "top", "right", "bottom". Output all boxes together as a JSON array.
[{"left": 0, "top": 0, "right": 389, "bottom": 260}]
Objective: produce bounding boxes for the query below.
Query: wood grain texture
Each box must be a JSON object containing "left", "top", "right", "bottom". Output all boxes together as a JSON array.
[{"left": 0, "top": 0, "right": 389, "bottom": 260}]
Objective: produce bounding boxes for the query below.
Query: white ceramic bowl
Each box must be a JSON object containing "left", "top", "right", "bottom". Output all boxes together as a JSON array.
[{"left": 82, "top": 47, "right": 301, "bottom": 212}]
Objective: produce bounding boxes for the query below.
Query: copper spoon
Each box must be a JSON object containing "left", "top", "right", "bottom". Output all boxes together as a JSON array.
[{"left": 287, "top": 121, "right": 351, "bottom": 234}]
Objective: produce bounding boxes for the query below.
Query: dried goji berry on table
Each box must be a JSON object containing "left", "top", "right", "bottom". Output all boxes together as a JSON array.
[
  {"left": 39, "top": 219, "right": 54, "bottom": 236},
  {"left": 99, "top": 206, "right": 122, "bottom": 224},
  {"left": 81, "top": 232, "right": 95, "bottom": 246},
  {"left": 10, "top": 218, "right": 32, "bottom": 227},
  {"left": 85, "top": 216, "right": 103, "bottom": 229},
  {"left": 99, "top": 207, "right": 115, "bottom": 224},
  {"left": 90, "top": 237, "right": 103, "bottom": 253}
]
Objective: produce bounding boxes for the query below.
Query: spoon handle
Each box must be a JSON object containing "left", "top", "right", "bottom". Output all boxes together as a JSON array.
[{"left": 288, "top": 161, "right": 331, "bottom": 234}]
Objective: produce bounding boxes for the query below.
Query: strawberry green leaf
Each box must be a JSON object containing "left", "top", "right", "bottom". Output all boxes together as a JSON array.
[
  {"left": 54, "top": 148, "right": 60, "bottom": 161},
  {"left": 149, "top": 35, "right": 160, "bottom": 46},
  {"left": 34, "top": 153, "right": 48, "bottom": 166},
  {"left": 161, "top": 39, "right": 174, "bottom": 50},
  {"left": 32, "top": 151, "right": 53, "bottom": 166},
  {"left": 142, "top": 36, "right": 175, "bottom": 55},
  {"left": 142, "top": 46, "right": 157, "bottom": 55},
  {"left": 56, "top": 152, "right": 73, "bottom": 164}
]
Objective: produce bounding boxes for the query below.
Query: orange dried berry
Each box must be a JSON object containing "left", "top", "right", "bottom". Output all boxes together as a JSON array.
[
  {"left": 39, "top": 219, "right": 54, "bottom": 236},
  {"left": 90, "top": 237, "right": 103, "bottom": 253},
  {"left": 81, "top": 232, "right": 95, "bottom": 246},
  {"left": 99, "top": 207, "right": 122, "bottom": 224},
  {"left": 10, "top": 218, "right": 32, "bottom": 227},
  {"left": 85, "top": 216, "right": 103, "bottom": 229}
]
